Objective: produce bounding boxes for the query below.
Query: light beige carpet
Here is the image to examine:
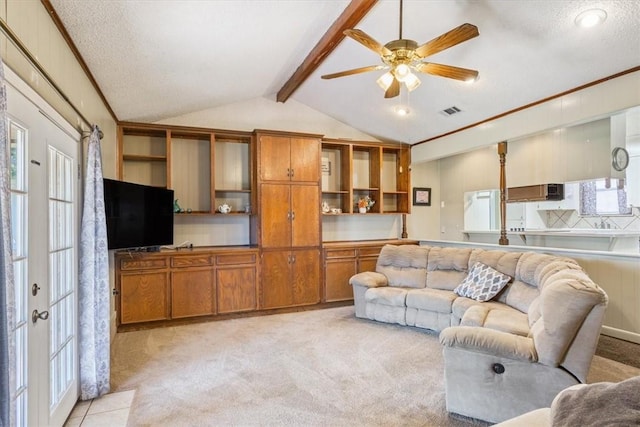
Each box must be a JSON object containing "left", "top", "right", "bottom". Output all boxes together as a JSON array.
[{"left": 111, "top": 306, "right": 640, "bottom": 427}]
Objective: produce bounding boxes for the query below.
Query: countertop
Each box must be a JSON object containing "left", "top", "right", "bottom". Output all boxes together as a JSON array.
[
  {"left": 462, "top": 229, "right": 640, "bottom": 238},
  {"left": 323, "top": 238, "right": 419, "bottom": 248}
]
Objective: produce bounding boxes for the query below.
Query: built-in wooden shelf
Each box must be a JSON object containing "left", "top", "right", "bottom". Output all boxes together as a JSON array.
[{"left": 123, "top": 154, "right": 167, "bottom": 162}]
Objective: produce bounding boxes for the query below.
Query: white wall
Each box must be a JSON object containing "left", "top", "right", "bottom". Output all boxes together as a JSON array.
[
  {"left": 159, "top": 95, "right": 380, "bottom": 142},
  {"left": 406, "top": 161, "right": 440, "bottom": 240}
]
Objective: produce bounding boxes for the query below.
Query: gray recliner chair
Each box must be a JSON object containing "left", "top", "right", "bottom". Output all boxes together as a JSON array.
[{"left": 440, "top": 262, "right": 608, "bottom": 423}]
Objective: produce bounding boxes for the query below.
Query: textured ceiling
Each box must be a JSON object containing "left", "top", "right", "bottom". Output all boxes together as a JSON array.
[{"left": 50, "top": 0, "right": 640, "bottom": 144}]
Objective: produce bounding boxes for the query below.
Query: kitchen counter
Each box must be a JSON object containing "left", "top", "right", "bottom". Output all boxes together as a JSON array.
[{"left": 462, "top": 229, "right": 640, "bottom": 252}]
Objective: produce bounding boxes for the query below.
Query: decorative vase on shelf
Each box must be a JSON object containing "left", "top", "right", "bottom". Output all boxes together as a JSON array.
[{"left": 359, "top": 207, "right": 367, "bottom": 214}]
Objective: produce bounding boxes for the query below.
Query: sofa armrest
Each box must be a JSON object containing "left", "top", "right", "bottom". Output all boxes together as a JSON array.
[
  {"left": 349, "top": 271, "right": 388, "bottom": 288},
  {"left": 440, "top": 326, "right": 537, "bottom": 363}
]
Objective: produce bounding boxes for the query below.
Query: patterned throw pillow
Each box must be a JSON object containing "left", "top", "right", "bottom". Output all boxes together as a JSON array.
[{"left": 454, "top": 262, "right": 512, "bottom": 302}]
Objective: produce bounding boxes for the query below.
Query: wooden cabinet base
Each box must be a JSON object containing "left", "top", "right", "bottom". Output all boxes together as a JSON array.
[
  {"left": 323, "top": 239, "right": 419, "bottom": 303},
  {"left": 117, "top": 300, "right": 353, "bottom": 332},
  {"left": 120, "top": 271, "right": 169, "bottom": 324},
  {"left": 115, "top": 247, "right": 258, "bottom": 328}
]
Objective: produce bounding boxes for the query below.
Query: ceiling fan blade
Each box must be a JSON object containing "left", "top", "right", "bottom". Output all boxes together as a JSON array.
[
  {"left": 415, "top": 62, "right": 479, "bottom": 81},
  {"left": 344, "top": 29, "right": 392, "bottom": 56},
  {"left": 321, "top": 65, "right": 386, "bottom": 80},
  {"left": 415, "top": 23, "right": 479, "bottom": 58},
  {"left": 384, "top": 78, "right": 400, "bottom": 98}
]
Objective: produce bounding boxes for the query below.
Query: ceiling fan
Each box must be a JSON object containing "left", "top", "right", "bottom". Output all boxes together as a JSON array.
[{"left": 322, "top": 0, "right": 479, "bottom": 98}]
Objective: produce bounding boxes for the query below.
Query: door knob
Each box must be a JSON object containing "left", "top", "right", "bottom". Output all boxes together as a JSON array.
[{"left": 32, "top": 309, "right": 49, "bottom": 324}]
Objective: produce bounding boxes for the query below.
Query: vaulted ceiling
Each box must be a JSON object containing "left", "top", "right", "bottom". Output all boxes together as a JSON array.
[{"left": 48, "top": 0, "right": 640, "bottom": 144}]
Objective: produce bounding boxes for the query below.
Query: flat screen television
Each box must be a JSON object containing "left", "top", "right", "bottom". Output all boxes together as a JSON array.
[{"left": 103, "top": 179, "right": 174, "bottom": 250}]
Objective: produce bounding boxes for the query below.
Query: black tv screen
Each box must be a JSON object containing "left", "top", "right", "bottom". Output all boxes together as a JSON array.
[{"left": 103, "top": 179, "right": 174, "bottom": 250}]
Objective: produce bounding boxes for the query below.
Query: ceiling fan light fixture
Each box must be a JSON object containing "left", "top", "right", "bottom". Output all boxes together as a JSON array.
[
  {"left": 376, "top": 71, "right": 395, "bottom": 91},
  {"left": 403, "top": 73, "right": 421, "bottom": 92},
  {"left": 575, "top": 9, "right": 607, "bottom": 28},
  {"left": 393, "top": 63, "right": 411, "bottom": 81}
]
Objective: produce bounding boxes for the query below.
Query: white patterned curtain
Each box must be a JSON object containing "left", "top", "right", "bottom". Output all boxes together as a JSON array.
[
  {"left": 0, "top": 59, "right": 16, "bottom": 427},
  {"left": 579, "top": 181, "right": 596, "bottom": 216},
  {"left": 78, "top": 126, "right": 110, "bottom": 400}
]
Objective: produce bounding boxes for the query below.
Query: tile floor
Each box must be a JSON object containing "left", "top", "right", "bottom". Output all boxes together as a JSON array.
[{"left": 64, "top": 390, "right": 135, "bottom": 427}]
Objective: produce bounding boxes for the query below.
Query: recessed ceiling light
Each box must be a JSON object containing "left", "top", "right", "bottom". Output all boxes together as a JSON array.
[
  {"left": 394, "top": 105, "right": 410, "bottom": 116},
  {"left": 575, "top": 9, "right": 607, "bottom": 28}
]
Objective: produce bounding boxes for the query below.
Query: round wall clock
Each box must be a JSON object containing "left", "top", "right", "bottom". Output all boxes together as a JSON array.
[{"left": 612, "top": 147, "right": 629, "bottom": 171}]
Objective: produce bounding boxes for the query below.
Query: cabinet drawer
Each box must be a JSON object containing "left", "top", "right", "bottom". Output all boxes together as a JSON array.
[
  {"left": 171, "top": 255, "right": 214, "bottom": 268},
  {"left": 325, "top": 249, "right": 356, "bottom": 259},
  {"left": 216, "top": 253, "right": 256, "bottom": 266},
  {"left": 119, "top": 257, "right": 167, "bottom": 271},
  {"left": 358, "top": 247, "right": 382, "bottom": 257}
]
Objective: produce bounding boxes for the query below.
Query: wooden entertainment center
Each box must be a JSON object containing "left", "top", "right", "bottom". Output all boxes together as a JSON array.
[{"left": 114, "top": 122, "right": 415, "bottom": 330}]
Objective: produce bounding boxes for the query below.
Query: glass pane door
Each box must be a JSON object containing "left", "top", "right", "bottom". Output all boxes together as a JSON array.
[
  {"left": 9, "top": 119, "right": 29, "bottom": 426},
  {"left": 48, "top": 146, "right": 76, "bottom": 414}
]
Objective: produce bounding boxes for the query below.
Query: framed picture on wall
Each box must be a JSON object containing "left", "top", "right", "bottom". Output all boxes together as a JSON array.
[{"left": 413, "top": 187, "right": 431, "bottom": 206}]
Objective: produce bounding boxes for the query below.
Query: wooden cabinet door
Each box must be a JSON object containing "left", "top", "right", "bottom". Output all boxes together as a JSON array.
[
  {"left": 259, "top": 135, "right": 291, "bottom": 181},
  {"left": 358, "top": 257, "right": 378, "bottom": 272},
  {"left": 120, "top": 271, "right": 169, "bottom": 324},
  {"left": 291, "top": 249, "right": 320, "bottom": 305},
  {"left": 260, "top": 183, "right": 291, "bottom": 248},
  {"left": 358, "top": 246, "right": 383, "bottom": 273},
  {"left": 261, "top": 250, "right": 293, "bottom": 309},
  {"left": 290, "top": 137, "right": 320, "bottom": 183},
  {"left": 171, "top": 268, "right": 215, "bottom": 318},
  {"left": 291, "top": 184, "right": 320, "bottom": 247},
  {"left": 324, "top": 250, "right": 357, "bottom": 302},
  {"left": 217, "top": 266, "right": 257, "bottom": 313}
]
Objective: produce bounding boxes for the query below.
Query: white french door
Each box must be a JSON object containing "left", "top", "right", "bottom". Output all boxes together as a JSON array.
[{"left": 7, "top": 70, "right": 80, "bottom": 426}]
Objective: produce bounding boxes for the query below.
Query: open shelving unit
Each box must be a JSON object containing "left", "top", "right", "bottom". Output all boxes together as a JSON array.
[
  {"left": 117, "top": 122, "right": 253, "bottom": 216},
  {"left": 320, "top": 142, "right": 351, "bottom": 214},
  {"left": 321, "top": 139, "right": 410, "bottom": 215}
]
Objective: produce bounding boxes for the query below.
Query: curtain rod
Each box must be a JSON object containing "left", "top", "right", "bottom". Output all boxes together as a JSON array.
[{"left": 0, "top": 18, "right": 100, "bottom": 138}]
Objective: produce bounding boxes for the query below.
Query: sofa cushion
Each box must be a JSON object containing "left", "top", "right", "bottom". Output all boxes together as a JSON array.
[
  {"left": 468, "top": 249, "right": 522, "bottom": 304},
  {"left": 406, "top": 288, "right": 457, "bottom": 313},
  {"left": 452, "top": 297, "right": 507, "bottom": 322},
  {"left": 484, "top": 309, "right": 530, "bottom": 337},
  {"left": 469, "top": 249, "right": 521, "bottom": 279},
  {"left": 376, "top": 244, "right": 429, "bottom": 289},
  {"left": 365, "top": 287, "right": 408, "bottom": 307},
  {"left": 454, "top": 262, "right": 512, "bottom": 302},
  {"left": 461, "top": 305, "right": 529, "bottom": 337},
  {"left": 427, "top": 247, "right": 473, "bottom": 290}
]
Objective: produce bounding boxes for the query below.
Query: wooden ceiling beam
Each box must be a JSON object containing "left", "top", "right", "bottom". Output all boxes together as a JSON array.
[{"left": 276, "top": 0, "right": 378, "bottom": 103}]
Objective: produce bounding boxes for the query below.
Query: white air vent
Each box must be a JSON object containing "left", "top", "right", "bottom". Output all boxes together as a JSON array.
[{"left": 440, "top": 106, "right": 462, "bottom": 116}]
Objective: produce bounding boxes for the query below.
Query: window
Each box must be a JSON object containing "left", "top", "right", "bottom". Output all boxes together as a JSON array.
[{"left": 579, "top": 179, "right": 631, "bottom": 215}]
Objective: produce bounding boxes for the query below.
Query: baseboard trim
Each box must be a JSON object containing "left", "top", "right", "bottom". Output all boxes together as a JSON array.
[
  {"left": 601, "top": 326, "right": 640, "bottom": 344},
  {"left": 116, "top": 300, "right": 354, "bottom": 333}
]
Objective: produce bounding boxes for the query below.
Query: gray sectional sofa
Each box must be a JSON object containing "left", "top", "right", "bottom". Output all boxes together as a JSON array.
[{"left": 349, "top": 244, "right": 609, "bottom": 424}]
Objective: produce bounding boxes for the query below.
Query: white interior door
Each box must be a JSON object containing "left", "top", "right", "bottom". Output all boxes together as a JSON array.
[{"left": 7, "top": 70, "right": 80, "bottom": 426}]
